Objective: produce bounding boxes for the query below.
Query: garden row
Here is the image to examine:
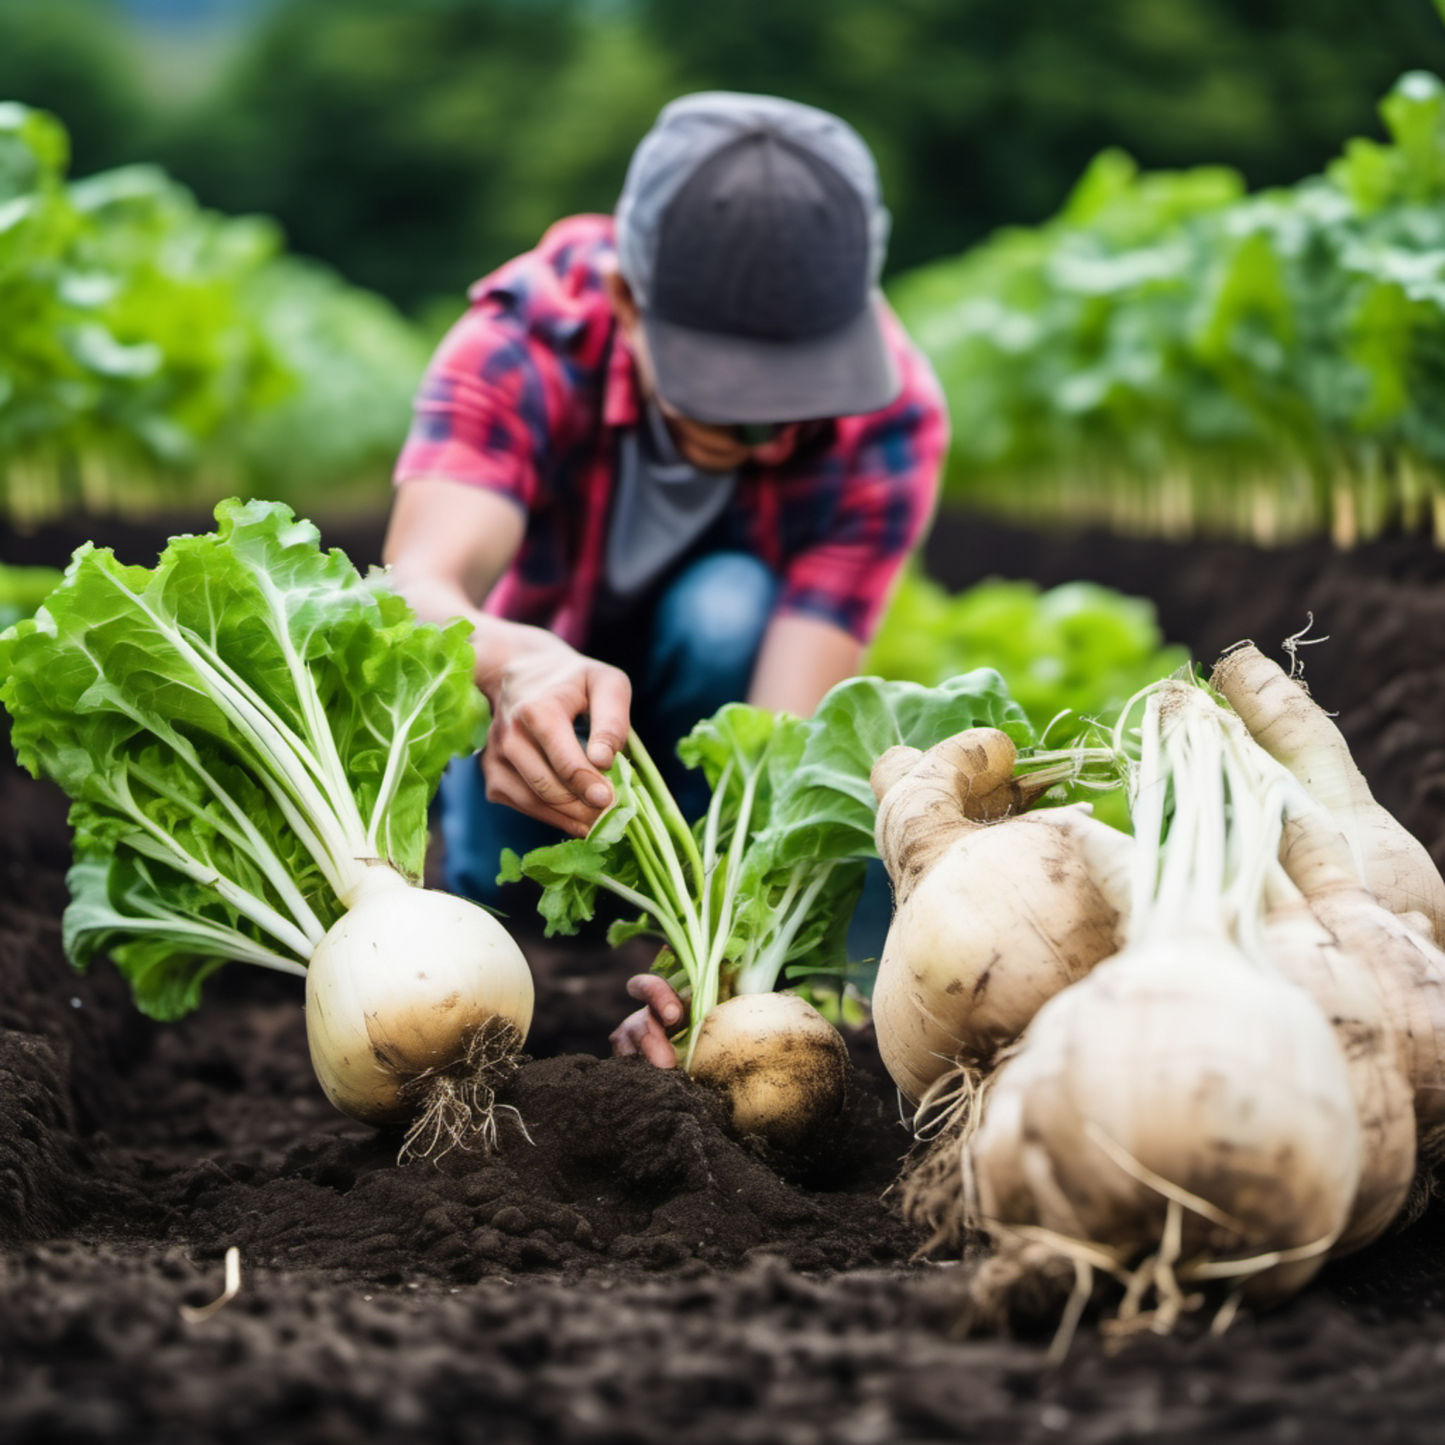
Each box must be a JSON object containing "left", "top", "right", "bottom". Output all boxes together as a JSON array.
[
  {"left": 0, "top": 102, "right": 425, "bottom": 527},
  {"left": 894, "top": 69, "right": 1445, "bottom": 547}
]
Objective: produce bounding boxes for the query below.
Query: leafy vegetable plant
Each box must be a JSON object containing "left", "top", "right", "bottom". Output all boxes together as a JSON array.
[
  {"left": 890, "top": 70, "right": 1445, "bottom": 546},
  {"left": 0, "top": 499, "right": 533, "bottom": 1153},
  {"left": 502, "top": 671, "right": 1042, "bottom": 1148},
  {"left": 0, "top": 102, "right": 426, "bottom": 526}
]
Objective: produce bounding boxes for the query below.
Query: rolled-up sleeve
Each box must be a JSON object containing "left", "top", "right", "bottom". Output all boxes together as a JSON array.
[
  {"left": 393, "top": 314, "right": 549, "bottom": 509},
  {"left": 777, "top": 364, "right": 949, "bottom": 643}
]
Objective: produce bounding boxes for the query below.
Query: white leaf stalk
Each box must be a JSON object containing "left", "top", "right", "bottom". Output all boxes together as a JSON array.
[
  {"left": 581, "top": 730, "right": 831, "bottom": 1068},
  {"left": 574, "top": 729, "right": 852, "bottom": 1150}
]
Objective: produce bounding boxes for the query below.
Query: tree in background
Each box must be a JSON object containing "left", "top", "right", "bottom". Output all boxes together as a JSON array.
[
  {"left": 0, "top": 0, "right": 150, "bottom": 178},
  {"left": 153, "top": 0, "right": 676, "bottom": 313},
  {"left": 5, "top": 0, "right": 1445, "bottom": 314},
  {"left": 635, "top": 0, "right": 1445, "bottom": 276}
]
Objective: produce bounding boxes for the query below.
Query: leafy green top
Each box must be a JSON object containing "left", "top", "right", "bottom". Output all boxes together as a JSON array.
[
  {"left": 0, "top": 498, "right": 483, "bottom": 1018},
  {"left": 503, "top": 670, "right": 1032, "bottom": 1061}
]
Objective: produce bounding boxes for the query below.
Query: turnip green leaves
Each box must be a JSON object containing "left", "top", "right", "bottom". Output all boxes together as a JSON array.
[
  {"left": 0, "top": 498, "right": 484, "bottom": 1019},
  {"left": 502, "top": 668, "right": 1032, "bottom": 1048}
]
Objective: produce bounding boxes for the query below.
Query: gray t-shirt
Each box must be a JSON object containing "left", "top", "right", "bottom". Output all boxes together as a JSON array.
[{"left": 602, "top": 399, "right": 737, "bottom": 607}]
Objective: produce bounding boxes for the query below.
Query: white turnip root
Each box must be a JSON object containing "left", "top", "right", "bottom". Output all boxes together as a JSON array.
[
  {"left": 870, "top": 728, "right": 1134, "bottom": 1104},
  {"left": 966, "top": 933, "right": 1363, "bottom": 1319},
  {"left": 1212, "top": 642, "right": 1445, "bottom": 942},
  {"left": 1262, "top": 873, "right": 1416, "bottom": 1254},
  {"left": 959, "top": 681, "right": 1365, "bottom": 1335},
  {"left": 305, "top": 866, "right": 535, "bottom": 1158},
  {"left": 688, "top": 992, "right": 851, "bottom": 1154},
  {"left": 1273, "top": 783, "right": 1445, "bottom": 1146}
]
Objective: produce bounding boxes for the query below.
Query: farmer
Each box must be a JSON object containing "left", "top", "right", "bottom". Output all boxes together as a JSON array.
[{"left": 382, "top": 91, "right": 948, "bottom": 1064}]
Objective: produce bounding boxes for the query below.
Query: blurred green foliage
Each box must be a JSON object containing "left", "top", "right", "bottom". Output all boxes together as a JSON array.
[
  {"left": 890, "top": 70, "right": 1445, "bottom": 545},
  {"left": 0, "top": 0, "right": 149, "bottom": 179},
  {"left": 633, "top": 0, "right": 1445, "bottom": 281},
  {"left": 866, "top": 568, "right": 1186, "bottom": 747},
  {"left": 865, "top": 568, "right": 1186, "bottom": 829},
  {"left": 3, "top": 0, "right": 1442, "bottom": 313},
  {"left": 4, "top": 0, "right": 1445, "bottom": 534},
  {"left": 0, "top": 101, "right": 426, "bottom": 525},
  {"left": 0, "top": 562, "right": 63, "bottom": 629}
]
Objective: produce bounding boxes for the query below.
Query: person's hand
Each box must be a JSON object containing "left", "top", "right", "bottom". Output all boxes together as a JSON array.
[
  {"left": 609, "top": 974, "right": 684, "bottom": 1068},
  {"left": 481, "top": 629, "right": 632, "bottom": 836}
]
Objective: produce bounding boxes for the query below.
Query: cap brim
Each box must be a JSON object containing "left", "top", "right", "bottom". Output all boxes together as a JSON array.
[{"left": 642, "top": 292, "right": 901, "bottom": 425}]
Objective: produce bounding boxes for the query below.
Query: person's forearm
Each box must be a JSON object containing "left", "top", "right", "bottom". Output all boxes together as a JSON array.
[
  {"left": 747, "top": 614, "right": 863, "bottom": 717},
  {"left": 384, "top": 569, "right": 543, "bottom": 705}
]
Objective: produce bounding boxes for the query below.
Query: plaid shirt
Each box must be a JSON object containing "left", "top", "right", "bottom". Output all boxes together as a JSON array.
[{"left": 393, "top": 215, "right": 948, "bottom": 649}]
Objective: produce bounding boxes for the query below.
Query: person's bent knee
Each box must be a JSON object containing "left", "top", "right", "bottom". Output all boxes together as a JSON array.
[{"left": 656, "top": 552, "right": 776, "bottom": 666}]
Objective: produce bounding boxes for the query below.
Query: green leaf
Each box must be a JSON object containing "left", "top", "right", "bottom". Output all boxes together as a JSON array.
[
  {"left": 64, "top": 321, "right": 162, "bottom": 379},
  {"left": 757, "top": 670, "right": 1035, "bottom": 869},
  {"left": 498, "top": 767, "right": 650, "bottom": 938},
  {"left": 0, "top": 498, "right": 483, "bottom": 1016},
  {"left": 1380, "top": 71, "right": 1445, "bottom": 201},
  {"left": 64, "top": 852, "right": 284, "bottom": 1021},
  {"left": 0, "top": 103, "right": 69, "bottom": 200}
]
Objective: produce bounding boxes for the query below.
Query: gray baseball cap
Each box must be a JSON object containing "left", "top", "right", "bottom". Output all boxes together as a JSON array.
[{"left": 614, "top": 92, "right": 900, "bottom": 425}]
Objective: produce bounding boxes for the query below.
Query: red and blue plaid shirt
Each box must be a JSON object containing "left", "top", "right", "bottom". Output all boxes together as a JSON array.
[{"left": 393, "top": 215, "right": 948, "bottom": 649}]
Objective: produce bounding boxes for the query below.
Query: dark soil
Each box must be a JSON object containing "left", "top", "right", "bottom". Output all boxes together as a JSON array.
[{"left": 1, "top": 506, "right": 1443, "bottom": 1444}]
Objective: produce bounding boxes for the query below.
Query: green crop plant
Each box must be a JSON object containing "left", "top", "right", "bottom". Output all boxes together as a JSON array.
[
  {"left": 891, "top": 71, "right": 1445, "bottom": 548},
  {"left": 0, "top": 103, "right": 426, "bottom": 527}
]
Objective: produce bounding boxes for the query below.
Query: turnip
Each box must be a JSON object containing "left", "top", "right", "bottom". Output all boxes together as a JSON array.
[
  {"left": 688, "top": 992, "right": 851, "bottom": 1154},
  {"left": 1261, "top": 872, "right": 1416, "bottom": 1254},
  {"left": 305, "top": 869, "right": 534, "bottom": 1153},
  {"left": 1271, "top": 778, "right": 1445, "bottom": 1146},
  {"left": 968, "top": 935, "right": 1362, "bottom": 1320},
  {"left": 963, "top": 681, "right": 1363, "bottom": 1333},
  {"left": 1222, "top": 727, "right": 1419, "bottom": 1254},
  {"left": 1211, "top": 641, "right": 1445, "bottom": 942},
  {"left": 507, "top": 673, "right": 1038, "bottom": 1151},
  {"left": 869, "top": 727, "right": 1134, "bottom": 1105},
  {"left": 2, "top": 500, "right": 535, "bottom": 1155}
]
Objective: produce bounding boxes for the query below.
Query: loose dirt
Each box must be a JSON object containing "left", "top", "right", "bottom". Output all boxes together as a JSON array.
[{"left": 1, "top": 508, "right": 1442, "bottom": 1444}]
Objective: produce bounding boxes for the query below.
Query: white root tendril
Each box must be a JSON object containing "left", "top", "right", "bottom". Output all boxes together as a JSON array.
[
  {"left": 180, "top": 1246, "right": 241, "bottom": 1323},
  {"left": 396, "top": 1017, "right": 530, "bottom": 1165},
  {"left": 1280, "top": 613, "right": 1330, "bottom": 685},
  {"left": 895, "top": 1061, "right": 1000, "bottom": 1256},
  {"left": 969, "top": 1125, "right": 1342, "bottom": 1358},
  {"left": 1083, "top": 1121, "right": 1247, "bottom": 1234},
  {"left": 1049, "top": 1257, "right": 1095, "bottom": 1367}
]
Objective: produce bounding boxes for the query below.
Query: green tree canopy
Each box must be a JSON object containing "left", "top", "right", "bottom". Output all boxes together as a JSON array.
[
  {"left": 0, "top": 0, "right": 149, "bottom": 178},
  {"left": 9, "top": 0, "right": 1445, "bottom": 313},
  {"left": 154, "top": 0, "right": 676, "bottom": 310}
]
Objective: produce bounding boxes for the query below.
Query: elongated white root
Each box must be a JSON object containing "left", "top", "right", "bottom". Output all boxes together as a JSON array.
[
  {"left": 1274, "top": 793, "right": 1445, "bottom": 1144},
  {"left": 1212, "top": 642, "right": 1445, "bottom": 942},
  {"left": 1263, "top": 884, "right": 1416, "bottom": 1254},
  {"left": 871, "top": 728, "right": 1133, "bottom": 1104},
  {"left": 305, "top": 868, "right": 535, "bottom": 1157}
]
